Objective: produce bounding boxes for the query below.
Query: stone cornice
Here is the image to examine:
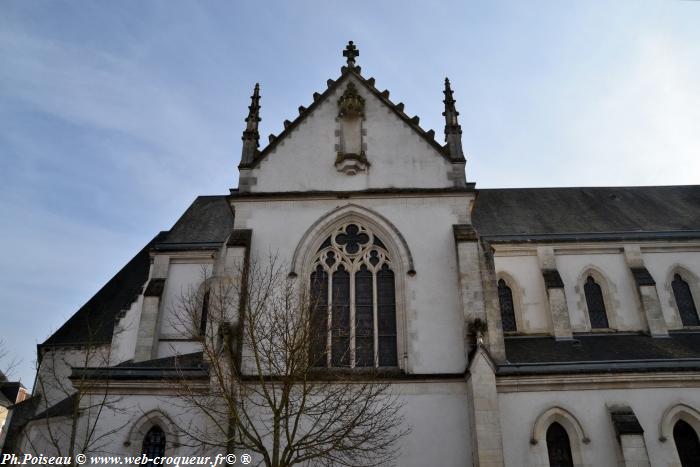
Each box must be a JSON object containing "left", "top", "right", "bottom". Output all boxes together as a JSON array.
[
  {"left": 497, "top": 370, "right": 700, "bottom": 392},
  {"left": 228, "top": 186, "right": 475, "bottom": 201}
]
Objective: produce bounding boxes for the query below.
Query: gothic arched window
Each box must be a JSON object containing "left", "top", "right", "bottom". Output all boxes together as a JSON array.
[
  {"left": 672, "top": 274, "right": 700, "bottom": 327},
  {"left": 584, "top": 276, "right": 609, "bottom": 329},
  {"left": 141, "top": 425, "right": 166, "bottom": 465},
  {"left": 546, "top": 422, "right": 574, "bottom": 467},
  {"left": 309, "top": 223, "right": 397, "bottom": 368},
  {"left": 497, "top": 279, "right": 517, "bottom": 333},
  {"left": 199, "top": 290, "right": 210, "bottom": 336},
  {"left": 674, "top": 420, "right": 700, "bottom": 466}
]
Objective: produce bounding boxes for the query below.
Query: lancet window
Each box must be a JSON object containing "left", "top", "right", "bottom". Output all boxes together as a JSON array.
[
  {"left": 141, "top": 426, "right": 166, "bottom": 466},
  {"left": 309, "top": 223, "right": 397, "bottom": 368},
  {"left": 672, "top": 274, "right": 699, "bottom": 327},
  {"left": 674, "top": 419, "right": 700, "bottom": 466},
  {"left": 546, "top": 422, "right": 574, "bottom": 467},
  {"left": 497, "top": 279, "right": 517, "bottom": 333},
  {"left": 584, "top": 276, "right": 609, "bottom": 329}
]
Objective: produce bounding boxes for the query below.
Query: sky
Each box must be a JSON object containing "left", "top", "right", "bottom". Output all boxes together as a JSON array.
[{"left": 1, "top": 0, "right": 699, "bottom": 386}]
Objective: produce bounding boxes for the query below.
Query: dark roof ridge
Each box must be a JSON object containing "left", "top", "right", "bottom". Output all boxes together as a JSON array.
[{"left": 240, "top": 67, "right": 450, "bottom": 170}]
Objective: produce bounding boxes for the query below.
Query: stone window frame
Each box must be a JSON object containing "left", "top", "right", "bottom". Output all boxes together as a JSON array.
[
  {"left": 575, "top": 266, "right": 619, "bottom": 332},
  {"left": 290, "top": 204, "right": 412, "bottom": 372},
  {"left": 495, "top": 271, "right": 526, "bottom": 334},
  {"left": 531, "top": 406, "right": 590, "bottom": 467},
  {"left": 666, "top": 265, "right": 700, "bottom": 329},
  {"left": 123, "top": 409, "right": 179, "bottom": 457},
  {"left": 658, "top": 402, "right": 700, "bottom": 463},
  {"left": 309, "top": 222, "right": 397, "bottom": 368}
]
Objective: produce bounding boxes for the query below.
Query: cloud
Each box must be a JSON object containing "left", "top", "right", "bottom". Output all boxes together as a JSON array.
[{"left": 565, "top": 34, "right": 700, "bottom": 186}]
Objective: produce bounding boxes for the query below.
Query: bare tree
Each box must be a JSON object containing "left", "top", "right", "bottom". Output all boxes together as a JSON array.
[
  {"left": 0, "top": 339, "right": 20, "bottom": 382},
  {"left": 21, "top": 322, "right": 129, "bottom": 464},
  {"left": 170, "top": 254, "right": 409, "bottom": 467}
]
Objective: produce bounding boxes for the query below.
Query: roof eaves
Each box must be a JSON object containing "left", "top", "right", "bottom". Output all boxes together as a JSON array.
[
  {"left": 497, "top": 359, "right": 700, "bottom": 376},
  {"left": 481, "top": 230, "right": 700, "bottom": 244},
  {"left": 151, "top": 241, "right": 224, "bottom": 252}
]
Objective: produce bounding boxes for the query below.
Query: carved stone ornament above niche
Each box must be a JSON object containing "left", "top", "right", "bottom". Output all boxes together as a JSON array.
[
  {"left": 338, "top": 82, "right": 364, "bottom": 118},
  {"left": 336, "top": 82, "right": 369, "bottom": 175}
]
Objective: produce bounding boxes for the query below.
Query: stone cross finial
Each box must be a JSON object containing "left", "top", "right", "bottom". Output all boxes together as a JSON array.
[{"left": 343, "top": 41, "right": 359, "bottom": 67}]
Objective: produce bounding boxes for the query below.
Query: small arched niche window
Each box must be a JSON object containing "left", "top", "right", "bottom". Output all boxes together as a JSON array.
[
  {"left": 584, "top": 276, "right": 609, "bottom": 329},
  {"left": 497, "top": 279, "right": 517, "bottom": 333},
  {"left": 546, "top": 422, "right": 574, "bottom": 467},
  {"left": 672, "top": 274, "right": 700, "bottom": 327},
  {"left": 674, "top": 419, "right": 700, "bottom": 466},
  {"left": 309, "top": 223, "right": 397, "bottom": 368},
  {"left": 141, "top": 425, "right": 166, "bottom": 466}
]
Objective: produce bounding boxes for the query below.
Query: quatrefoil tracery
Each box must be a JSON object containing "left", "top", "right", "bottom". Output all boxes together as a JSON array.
[{"left": 313, "top": 223, "right": 391, "bottom": 273}]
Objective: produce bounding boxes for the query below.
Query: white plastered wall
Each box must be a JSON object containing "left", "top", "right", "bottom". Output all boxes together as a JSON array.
[
  {"left": 492, "top": 246, "right": 699, "bottom": 335},
  {"left": 498, "top": 386, "right": 700, "bottom": 467},
  {"left": 248, "top": 74, "right": 457, "bottom": 192},
  {"left": 153, "top": 261, "right": 213, "bottom": 359},
  {"left": 556, "top": 252, "right": 644, "bottom": 332},
  {"left": 75, "top": 382, "right": 471, "bottom": 467},
  {"left": 494, "top": 254, "right": 551, "bottom": 334},
  {"left": 232, "top": 194, "right": 471, "bottom": 374},
  {"left": 643, "top": 250, "right": 700, "bottom": 330},
  {"left": 109, "top": 296, "right": 143, "bottom": 365}
]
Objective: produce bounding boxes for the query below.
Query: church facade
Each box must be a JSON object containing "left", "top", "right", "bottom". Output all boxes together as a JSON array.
[{"left": 3, "top": 43, "right": 700, "bottom": 466}]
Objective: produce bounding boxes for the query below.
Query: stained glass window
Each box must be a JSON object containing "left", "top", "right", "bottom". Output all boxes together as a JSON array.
[
  {"left": 672, "top": 274, "right": 700, "bottom": 327},
  {"left": 674, "top": 419, "right": 700, "bottom": 467},
  {"left": 199, "top": 291, "right": 210, "bottom": 336},
  {"left": 309, "top": 223, "right": 397, "bottom": 368},
  {"left": 141, "top": 426, "right": 166, "bottom": 466},
  {"left": 309, "top": 266, "right": 328, "bottom": 367},
  {"left": 584, "top": 276, "right": 609, "bottom": 329},
  {"left": 546, "top": 422, "right": 574, "bottom": 467},
  {"left": 497, "top": 279, "right": 517, "bottom": 333}
]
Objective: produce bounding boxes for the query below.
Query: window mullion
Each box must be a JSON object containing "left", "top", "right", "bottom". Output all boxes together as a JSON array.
[
  {"left": 326, "top": 272, "right": 332, "bottom": 368},
  {"left": 372, "top": 271, "right": 378, "bottom": 368},
  {"left": 350, "top": 264, "right": 356, "bottom": 368}
]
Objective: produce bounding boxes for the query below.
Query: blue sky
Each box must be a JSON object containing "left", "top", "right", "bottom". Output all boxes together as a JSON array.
[{"left": 1, "top": 1, "right": 699, "bottom": 385}]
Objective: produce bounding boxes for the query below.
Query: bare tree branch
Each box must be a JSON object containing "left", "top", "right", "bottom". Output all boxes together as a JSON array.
[{"left": 169, "top": 253, "right": 409, "bottom": 467}]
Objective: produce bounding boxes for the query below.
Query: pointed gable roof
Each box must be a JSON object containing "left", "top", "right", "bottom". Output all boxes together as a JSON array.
[{"left": 239, "top": 65, "right": 451, "bottom": 170}]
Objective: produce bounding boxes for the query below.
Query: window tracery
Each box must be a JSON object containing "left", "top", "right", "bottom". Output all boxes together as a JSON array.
[{"left": 309, "top": 223, "right": 397, "bottom": 368}]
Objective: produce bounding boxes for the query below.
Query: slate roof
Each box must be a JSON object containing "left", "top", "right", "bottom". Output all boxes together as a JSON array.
[
  {"left": 114, "top": 352, "right": 204, "bottom": 368},
  {"left": 31, "top": 393, "right": 78, "bottom": 421},
  {"left": 41, "top": 196, "right": 234, "bottom": 348},
  {"left": 153, "top": 196, "right": 234, "bottom": 249},
  {"left": 41, "top": 235, "right": 160, "bottom": 348},
  {"left": 0, "top": 396, "right": 40, "bottom": 454},
  {"left": 0, "top": 382, "right": 24, "bottom": 407},
  {"left": 73, "top": 352, "right": 207, "bottom": 380},
  {"left": 499, "top": 332, "right": 700, "bottom": 375},
  {"left": 473, "top": 185, "right": 700, "bottom": 240}
]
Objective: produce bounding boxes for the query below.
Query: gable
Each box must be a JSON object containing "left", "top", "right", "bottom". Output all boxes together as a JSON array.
[{"left": 240, "top": 71, "right": 465, "bottom": 192}]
